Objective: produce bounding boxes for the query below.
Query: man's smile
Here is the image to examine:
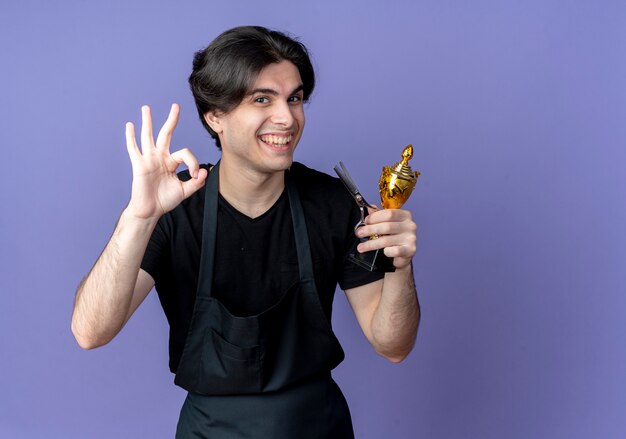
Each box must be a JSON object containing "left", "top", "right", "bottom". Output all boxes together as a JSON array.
[{"left": 258, "top": 133, "right": 294, "bottom": 149}]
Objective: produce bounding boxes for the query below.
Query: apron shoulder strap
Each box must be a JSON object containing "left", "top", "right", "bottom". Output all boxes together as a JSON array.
[
  {"left": 285, "top": 170, "right": 315, "bottom": 283},
  {"left": 196, "top": 162, "right": 220, "bottom": 298}
]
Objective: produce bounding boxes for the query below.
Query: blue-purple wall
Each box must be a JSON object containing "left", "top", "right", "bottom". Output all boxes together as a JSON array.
[{"left": 2, "top": 1, "right": 625, "bottom": 437}]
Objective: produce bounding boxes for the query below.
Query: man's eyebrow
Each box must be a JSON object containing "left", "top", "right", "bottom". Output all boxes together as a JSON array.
[
  {"left": 249, "top": 85, "right": 304, "bottom": 96},
  {"left": 290, "top": 85, "right": 305, "bottom": 95}
]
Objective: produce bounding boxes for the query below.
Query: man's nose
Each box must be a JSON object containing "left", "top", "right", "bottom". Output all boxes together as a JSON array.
[{"left": 270, "top": 101, "right": 295, "bottom": 127}]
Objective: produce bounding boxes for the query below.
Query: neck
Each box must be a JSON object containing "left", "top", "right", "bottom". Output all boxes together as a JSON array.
[{"left": 217, "top": 159, "right": 287, "bottom": 219}]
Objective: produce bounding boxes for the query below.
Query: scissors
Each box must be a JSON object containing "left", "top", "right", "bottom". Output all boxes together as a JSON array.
[{"left": 333, "top": 162, "right": 377, "bottom": 234}]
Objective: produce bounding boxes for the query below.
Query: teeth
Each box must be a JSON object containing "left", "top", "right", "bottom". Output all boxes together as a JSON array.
[{"left": 260, "top": 134, "right": 291, "bottom": 146}]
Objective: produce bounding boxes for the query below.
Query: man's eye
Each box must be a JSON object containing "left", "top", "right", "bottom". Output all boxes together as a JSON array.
[
  {"left": 288, "top": 95, "right": 302, "bottom": 103},
  {"left": 255, "top": 97, "right": 269, "bottom": 103}
]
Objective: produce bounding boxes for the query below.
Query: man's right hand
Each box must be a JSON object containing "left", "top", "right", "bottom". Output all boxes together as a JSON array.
[
  {"left": 72, "top": 104, "right": 207, "bottom": 349},
  {"left": 125, "top": 104, "right": 208, "bottom": 220}
]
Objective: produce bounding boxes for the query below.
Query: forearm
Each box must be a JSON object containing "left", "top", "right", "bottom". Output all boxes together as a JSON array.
[
  {"left": 71, "top": 208, "right": 157, "bottom": 349},
  {"left": 370, "top": 263, "right": 420, "bottom": 362}
]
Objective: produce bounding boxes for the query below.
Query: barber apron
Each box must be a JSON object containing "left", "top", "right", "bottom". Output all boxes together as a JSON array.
[{"left": 174, "top": 163, "right": 354, "bottom": 438}]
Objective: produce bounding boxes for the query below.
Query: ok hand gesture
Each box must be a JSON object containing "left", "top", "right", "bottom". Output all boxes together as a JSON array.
[{"left": 125, "top": 104, "right": 208, "bottom": 220}]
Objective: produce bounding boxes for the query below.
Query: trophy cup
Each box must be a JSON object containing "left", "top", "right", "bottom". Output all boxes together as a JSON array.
[{"left": 334, "top": 144, "right": 420, "bottom": 272}]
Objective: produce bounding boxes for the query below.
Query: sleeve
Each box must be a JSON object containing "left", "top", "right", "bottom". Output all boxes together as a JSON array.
[
  {"left": 337, "top": 197, "right": 385, "bottom": 291},
  {"left": 140, "top": 216, "right": 170, "bottom": 285},
  {"left": 140, "top": 164, "right": 205, "bottom": 285}
]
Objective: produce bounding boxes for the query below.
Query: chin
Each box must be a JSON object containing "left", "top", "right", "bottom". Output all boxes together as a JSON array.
[
  {"left": 260, "top": 150, "right": 296, "bottom": 171},
  {"left": 266, "top": 156, "right": 294, "bottom": 173}
]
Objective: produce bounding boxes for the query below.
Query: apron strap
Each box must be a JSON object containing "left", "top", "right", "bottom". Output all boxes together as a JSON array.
[
  {"left": 285, "top": 170, "right": 315, "bottom": 283},
  {"left": 195, "top": 164, "right": 316, "bottom": 299},
  {"left": 195, "top": 162, "right": 220, "bottom": 298}
]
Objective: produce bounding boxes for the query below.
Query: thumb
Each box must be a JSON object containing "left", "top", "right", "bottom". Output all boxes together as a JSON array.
[
  {"left": 365, "top": 204, "right": 380, "bottom": 218},
  {"left": 181, "top": 168, "right": 208, "bottom": 199}
]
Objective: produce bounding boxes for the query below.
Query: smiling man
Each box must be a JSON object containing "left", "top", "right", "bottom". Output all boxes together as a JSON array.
[{"left": 71, "top": 26, "right": 420, "bottom": 438}]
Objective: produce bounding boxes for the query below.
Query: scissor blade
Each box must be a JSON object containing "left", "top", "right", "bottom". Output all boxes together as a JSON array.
[
  {"left": 333, "top": 161, "right": 372, "bottom": 207},
  {"left": 335, "top": 162, "right": 359, "bottom": 195},
  {"left": 334, "top": 162, "right": 358, "bottom": 195}
]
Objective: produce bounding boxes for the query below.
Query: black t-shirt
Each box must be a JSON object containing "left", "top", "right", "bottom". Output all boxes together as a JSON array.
[{"left": 141, "top": 162, "right": 384, "bottom": 373}]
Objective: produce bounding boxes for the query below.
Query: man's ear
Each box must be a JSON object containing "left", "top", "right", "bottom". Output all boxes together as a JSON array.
[{"left": 204, "top": 111, "right": 223, "bottom": 134}]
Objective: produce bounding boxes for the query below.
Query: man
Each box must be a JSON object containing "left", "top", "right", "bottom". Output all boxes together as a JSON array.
[{"left": 72, "top": 26, "right": 419, "bottom": 438}]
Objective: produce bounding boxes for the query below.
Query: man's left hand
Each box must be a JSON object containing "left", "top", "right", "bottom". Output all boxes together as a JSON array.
[{"left": 355, "top": 208, "right": 417, "bottom": 269}]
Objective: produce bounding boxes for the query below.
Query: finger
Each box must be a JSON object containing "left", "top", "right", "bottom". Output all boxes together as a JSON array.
[
  {"left": 356, "top": 240, "right": 416, "bottom": 268},
  {"left": 356, "top": 220, "right": 417, "bottom": 240},
  {"left": 156, "top": 103, "right": 180, "bottom": 151},
  {"left": 390, "top": 256, "right": 412, "bottom": 270},
  {"left": 170, "top": 148, "right": 200, "bottom": 178},
  {"left": 181, "top": 167, "right": 208, "bottom": 197},
  {"left": 140, "top": 105, "right": 155, "bottom": 151},
  {"left": 383, "top": 241, "right": 417, "bottom": 260},
  {"left": 366, "top": 205, "right": 380, "bottom": 216},
  {"left": 125, "top": 122, "right": 140, "bottom": 164},
  {"left": 357, "top": 233, "right": 414, "bottom": 254},
  {"left": 365, "top": 208, "right": 411, "bottom": 224}
]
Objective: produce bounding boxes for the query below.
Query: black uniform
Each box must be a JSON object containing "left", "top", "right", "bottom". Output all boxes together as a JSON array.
[{"left": 142, "top": 162, "right": 383, "bottom": 438}]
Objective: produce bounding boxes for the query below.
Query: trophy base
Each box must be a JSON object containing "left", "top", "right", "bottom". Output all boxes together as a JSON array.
[{"left": 349, "top": 249, "right": 396, "bottom": 273}]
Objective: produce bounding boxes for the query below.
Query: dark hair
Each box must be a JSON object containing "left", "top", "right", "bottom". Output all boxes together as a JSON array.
[{"left": 189, "top": 26, "right": 315, "bottom": 148}]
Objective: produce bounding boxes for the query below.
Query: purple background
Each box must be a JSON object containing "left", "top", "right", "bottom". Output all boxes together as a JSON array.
[{"left": 2, "top": 0, "right": 625, "bottom": 437}]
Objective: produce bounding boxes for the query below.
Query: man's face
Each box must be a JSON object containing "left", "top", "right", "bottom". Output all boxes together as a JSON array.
[{"left": 206, "top": 60, "right": 305, "bottom": 175}]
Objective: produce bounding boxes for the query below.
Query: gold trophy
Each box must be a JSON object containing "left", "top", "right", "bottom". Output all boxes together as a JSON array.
[{"left": 335, "top": 144, "right": 420, "bottom": 272}]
